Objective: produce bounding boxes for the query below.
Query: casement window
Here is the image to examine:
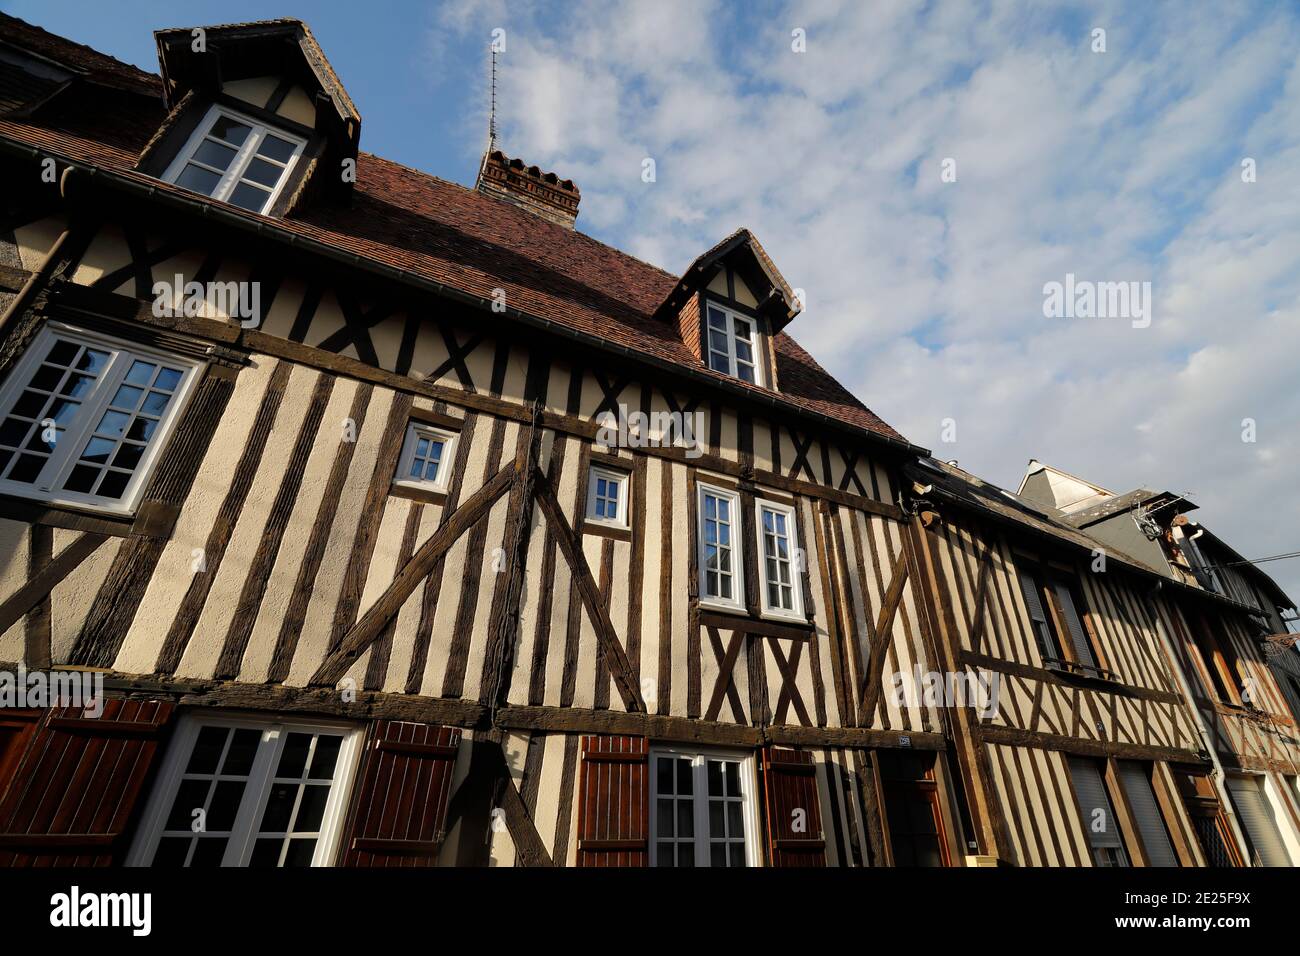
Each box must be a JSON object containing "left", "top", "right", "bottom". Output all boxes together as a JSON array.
[
  {"left": 586, "top": 465, "right": 629, "bottom": 528},
  {"left": 757, "top": 499, "right": 802, "bottom": 619},
  {"left": 0, "top": 323, "right": 200, "bottom": 512},
  {"left": 698, "top": 483, "right": 744, "bottom": 609},
  {"left": 1067, "top": 757, "right": 1129, "bottom": 867},
  {"left": 1225, "top": 774, "right": 1291, "bottom": 867},
  {"left": 1116, "top": 761, "right": 1179, "bottom": 867},
  {"left": 704, "top": 302, "right": 763, "bottom": 385},
  {"left": 1188, "top": 613, "right": 1246, "bottom": 705},
  {"left": 1015, "top": 560, "right": 1106, "bottom": 676},
  {"left": 1175, "top": 769, "right": 1243, "bottom": 868},
  {"left": 163, "top": 105, "right": 306, "bottom": 215},
  {"left": 650, "top": 748, "right": 757, "bottom": 867},
  {"left": 877, "top": 751, "right": 949, "bottom": 867},
  {"left": 128, "top": 717, "right": 362, "bottom": 868},
  {"left": 393, "top": 422, "right": 456, "bottom": 492}
]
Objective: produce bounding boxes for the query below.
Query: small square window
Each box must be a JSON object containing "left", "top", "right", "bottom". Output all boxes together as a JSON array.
[
  {"left": 394, "top": 423, "right": 456, "bottom": 492},
  {"left": 586, "top": 465, "right": 629, "bottom": 528},
  {"left": 163, "top": 105, "right": 306, "bottom": 216}
]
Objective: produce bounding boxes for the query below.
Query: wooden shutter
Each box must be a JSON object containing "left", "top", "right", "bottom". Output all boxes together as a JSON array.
[
  {"left": 1068, "top": 757, "right": 1126, "bottom": 862},
  {"left": 339, "top": 721, "right": 461, "bottom": 867},
  {"left": 1052, "top": 581, "right": 1098, "bottom": 669},
  {"left": 1225, "top": 775, "right": 1291, "bottom": 867},
  {"left": 0, "top": 710, "right": 43, "bottom": 807},
  {"left": 1174, "top": 769, "right": 1242, "bottom": 867},
  {"left": 576, "top": 735, "right": 648, "bottom": 867},
  {"left": 1016, "top": 567, "right": 1057, "bottom": 660},
  {"left": 0, "top": 698, "right": 173, "bottom": 866},
  {"left": 1117, "top": 761, "right": 1178, "bottom": 867},
  {"left": 762, "top": 747, "right": 826, "bottom": 867}
]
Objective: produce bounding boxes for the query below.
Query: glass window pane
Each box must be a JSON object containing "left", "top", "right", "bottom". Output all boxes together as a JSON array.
[
  {"left": 152, "top": 836, "right": 191, "bottom": 867},
  {"left": 222, "top": 728, "right": 261, "bottom": 775},
  {"left": 677, "top": 800, "right": 694, "bottom": 838},
  {"left": 656, "top": 799, "right": 674, "bottom": 836},
  {"left": 165, "top": 779, "right": 211, "bottom": 831},
  {"left": 277, "top": 733, "right": 312, "bottom": 778},
  {"left": 207, "top": 780, "right": 246, "bottom": 831},
  {"left": 97, "top": 469, "right": 130, "bottom": 499},
  {"left": 657, "top": 757, "right": 674, "bottom": 796},
  {"left": 186, "top": 726, "right": 229, "bottom": 774},
  {"left": 176, "top": 163, "right": 222, "bottom": 196},
  {"left": 249, "top": 838, "right": 282, "bottom": 868},
  {"left": 708, "top": 760, "right": 723, "bottom": 796},
  {"left": 258, "top": 133, "right": 298, "bottom": 163},
  {"left": 676, "top": 758, "right": 693, "bottom": 795},
  {"left": 293, "top": 785, "right": 330, "bottom": 832},
  {"left": 192, "top": 138, "right": 238, "bottom": 171},
  {"left": 209, "top": 115, "right": 252, "bottom": 146},
  {"left": 154, "top": 367, "right": 184, "bottom": 391},
  {"left": 282, "top": 838, "right": 317, "bottom": 867},
  {"left": 259, "top": 783, "right": 297, "bottom": 832},
  {"left": 243, "top": 156, "right": 284, "bottom": 188},
  {"left": 710, "top": 843, "right": 727, "bottom": 867},
  {"left": 308, "top": 735, "right": 342, "bottom": 780},
  {"left": 229, "top": 181, "right": 272, "bottom": 212},
  {"left": 188, "top": 837, "right": 228, "bottom": 867}
]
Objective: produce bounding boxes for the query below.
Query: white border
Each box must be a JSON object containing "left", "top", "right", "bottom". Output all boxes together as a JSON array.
[
  {"left": 393, "top": 422, "right": 457, "bottom": 493},
  {"left": 126, "top": 713, "right": 364, "bottom": 868},
  {"left": 0, "top": 321, "right": 204, "bottom": 515},
  {"left": 648, "top": 745, "right": 761, "bottom": 867},
  {"left": 162, "top": 104, "right": 307, "bottom": 215},
  {"left": 755, "top": 498, "right": 805, "bottom": 621},
  {"left": 697, "top": 481, "right": 745, "bottom": 612},
  {"left": 585, "top": 464, "right": 630, "bottom": 529}
]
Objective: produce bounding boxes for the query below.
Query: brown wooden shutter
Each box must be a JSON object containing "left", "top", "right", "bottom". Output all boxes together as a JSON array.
[
  {"left": 339, "top": 720, "right": 462, "bottom": 867},
  {"left": 0, "top": 710, "right": 43, "bottom": 807},
  {"left": 0, "top": 698, "right": 173, "bottom": 866},
  {"left": 576, "top": 735, "right": 648, "bottom": 867},
  {"left": 762, "top": 746, "right": 826, "bottom": 867}
]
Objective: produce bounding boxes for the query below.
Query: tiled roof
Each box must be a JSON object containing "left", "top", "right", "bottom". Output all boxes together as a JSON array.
[{"left": 0, "top": 13, "right": 909, "bottom": 448}]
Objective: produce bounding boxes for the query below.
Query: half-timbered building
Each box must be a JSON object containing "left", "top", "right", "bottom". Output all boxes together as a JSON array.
[
  {"left": 0, "top": 14, "right": 1294, "bottom": 870},
  {"left": 0, "top": 15, "right": 968, "bottom": 868},
  {"left": 1014, "top": 460, "right": 1300, "bottom": 866}
]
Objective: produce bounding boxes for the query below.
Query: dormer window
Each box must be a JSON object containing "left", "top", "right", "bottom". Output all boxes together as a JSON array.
[
  {"left": 705, "top": 303, "right": 762, "bottom": 386},
  {"left": 163, "top": 105, "right": 306, "bottom": 215}
]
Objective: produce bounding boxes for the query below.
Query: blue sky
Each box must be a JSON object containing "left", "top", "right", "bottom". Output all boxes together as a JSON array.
[{"left": 6, "top": 0, "right": 1299, "bottom": 606}]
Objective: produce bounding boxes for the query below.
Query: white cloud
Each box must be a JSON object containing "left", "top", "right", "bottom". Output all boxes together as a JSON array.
[{"left": 430, "top": 0, "right": 1300, "bottom": 603}]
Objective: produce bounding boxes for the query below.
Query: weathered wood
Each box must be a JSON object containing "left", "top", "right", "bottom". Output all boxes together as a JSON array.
[
  {"left": 267, "top": 382, "right": 373, "bottom": 683},
  {"left": 71, "top": 371, "right": 236, "bottom": 667},
  {"left": 157, "top": 359, "right": 293, "bottom": 674},
  {"left": 0, "top": 530, "right": 107, "bottom": 638},
  {"left": 532, "top": 467, "right": 646, "bottom": 713},
  {"left": 310, "top": 463, "right": 515, "bottom": 687},
  {"left": 215, "top": 371, "right": 335, "bottom": 679}
]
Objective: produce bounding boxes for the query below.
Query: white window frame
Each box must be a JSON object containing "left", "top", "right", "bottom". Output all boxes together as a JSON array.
[
  {"left": 126, "top": 714, "right": 364, "bottom": 868},
  {"left": 393, "top": 422, "right": 457, "bottom": 493},
  {"left": 697, "top": 481, "right": 744, "bottom": 612},
  {"left": 162, "top": 104, "right": 307, "bottom": 215},
  {"left": 648, "top": 746, "right": 760, "bottom": 868},
  {"left": 704, "top": 302, "right": 764, "bottom": 386},
  {"left": 585, "top": 465, "right": 629, "bottom": 528},
  {"left": 756, "top": 498, "right": 804, "bottom": 621},
  {"left": 0, "top": 322, "right": 203, "bottom": 514}
]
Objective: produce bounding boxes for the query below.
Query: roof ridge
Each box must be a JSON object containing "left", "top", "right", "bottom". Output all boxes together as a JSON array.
[
  {"left": 357, "top": 150, "right": 681, "bottom": 285},
  {"left": 0, "top": 11, "right": 159, "bottom": 88}
]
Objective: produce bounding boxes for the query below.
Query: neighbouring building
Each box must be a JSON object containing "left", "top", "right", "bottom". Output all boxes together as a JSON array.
[{"left": 0, "top": 14, "right": 1294, "bottom": 868}]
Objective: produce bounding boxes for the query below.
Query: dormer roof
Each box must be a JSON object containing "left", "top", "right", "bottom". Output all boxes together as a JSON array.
[
  {"left": 655, "top": 228, "right": 801, "bottom": 333},
  {"left": 153, "top": 19, "right": 359, "bottom": 137}
]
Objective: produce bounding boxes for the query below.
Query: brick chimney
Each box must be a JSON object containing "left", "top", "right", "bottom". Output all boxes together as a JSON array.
[{"left": 475, "top": 149, "right": 580, "bottom": 229}]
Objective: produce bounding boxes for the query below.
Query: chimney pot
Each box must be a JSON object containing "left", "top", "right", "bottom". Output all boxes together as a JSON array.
[{"left": 476, "top": 148, "right": 581, "bottom": 229}]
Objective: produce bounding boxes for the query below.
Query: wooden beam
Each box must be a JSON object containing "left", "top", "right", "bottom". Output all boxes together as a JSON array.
[
  {"left": 0, "top": 531, "right": 107, "bottom": 636},
  {"left": 532, "top": 468, "right": 646, "bottom": 713},
  {"left": 309, "top": 463, "right": 515, "bottom": 686}
]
